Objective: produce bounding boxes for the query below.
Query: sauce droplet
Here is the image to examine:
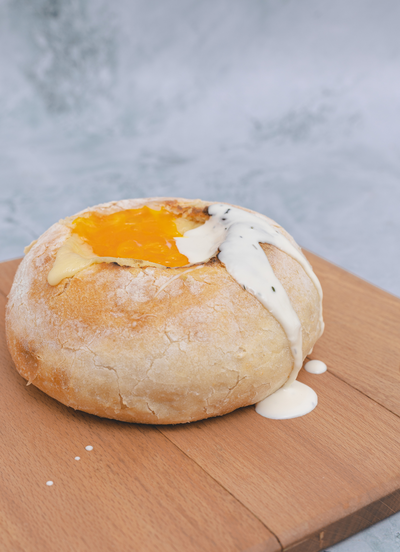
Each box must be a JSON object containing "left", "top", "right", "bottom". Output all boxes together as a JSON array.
[
  {"left": 304, "top": 360, "right": 327, "bottom": 374},
  {"left": 255, "top": 381, "right": 318, "bottom": 420},
  {"left": 46, "top": 481, "right": 54, "bottom": 486},
  {"left": 85, "top": 446, "right": 93, "bottom": 451},
  {"left": 75, "top": 456, "right": 80, "bottom": 461}
]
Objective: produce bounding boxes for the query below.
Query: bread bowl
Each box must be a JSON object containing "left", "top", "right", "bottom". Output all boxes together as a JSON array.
[{"left": 5, "top": 197, "right": 324, "bottom": 424}]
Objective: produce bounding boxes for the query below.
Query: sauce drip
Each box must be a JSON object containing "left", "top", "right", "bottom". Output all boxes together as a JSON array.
[
  {"left": 176, "top": 203, "right": 324, "bottom": 387},
  {"left": 304, "top": 360, "right": 327, "bottom": 374},
  {"left": 176, "top": 203, "right": 325, "bottom": 420},
  {"left": 255, "top": 381, "right": 318, "bottom": 419},
  {"left": 72, "top": 206, "right": 189, "bottom": 267}
]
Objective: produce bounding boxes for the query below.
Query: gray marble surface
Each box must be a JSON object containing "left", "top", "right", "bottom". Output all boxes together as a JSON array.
[{"left": 0, "top": 1, "right": 399, "bottom": 550}]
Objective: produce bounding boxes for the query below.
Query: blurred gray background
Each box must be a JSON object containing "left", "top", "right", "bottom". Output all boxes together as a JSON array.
[{"left": 1, "top": 1, "right": 399, "bottom": 550}]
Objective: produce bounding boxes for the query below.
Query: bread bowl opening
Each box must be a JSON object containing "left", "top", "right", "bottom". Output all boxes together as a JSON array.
[
  {"left": 72, "top": 206, "right": 203, "bottom": 268},
  {"left": 47, "top": 204, "right": 208, "bottom": 286}
]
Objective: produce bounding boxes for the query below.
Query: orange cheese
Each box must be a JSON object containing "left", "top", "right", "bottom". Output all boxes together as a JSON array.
[{"left": 72, "top": 206, "right": 189, "bottom": 267}]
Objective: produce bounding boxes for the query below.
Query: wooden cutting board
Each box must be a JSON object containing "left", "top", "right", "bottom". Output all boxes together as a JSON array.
[{"left": 1, "top": 254, "right": 400, "bottom": 552}]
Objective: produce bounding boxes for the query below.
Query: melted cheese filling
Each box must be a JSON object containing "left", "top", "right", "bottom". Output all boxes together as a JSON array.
[
  {"left": 72, "top": 207, "right": 192, "bottom": 266},
  {"left": 48, "top": 206, "right": 202, "bottom": 286}
]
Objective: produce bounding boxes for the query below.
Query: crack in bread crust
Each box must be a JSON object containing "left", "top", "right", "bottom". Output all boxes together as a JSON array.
[{"left": 5, "top": 197, "right": 323, "bottom": 424}]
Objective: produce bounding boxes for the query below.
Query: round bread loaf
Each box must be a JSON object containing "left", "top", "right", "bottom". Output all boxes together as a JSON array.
[{"left": 5, "top": 197, "right": 323, "bottom": 424}]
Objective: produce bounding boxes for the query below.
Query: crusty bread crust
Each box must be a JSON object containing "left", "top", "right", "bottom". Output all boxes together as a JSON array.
[{"left": 5, "top": 198, "right": 323, "bottom": 424}]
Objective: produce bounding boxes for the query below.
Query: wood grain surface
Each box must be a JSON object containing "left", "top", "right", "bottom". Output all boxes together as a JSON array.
[
  {"left": 0, "top": 261, "right": 278, "bottom": 552},
  {"left": 1, "top": 255, "right": 400, "bottom": 552},
  {"left": 162, "top": 370, "right": 400, "bottom": 550},
  {"left": 305, "top": 251, "right": 400, "bottom": 417}
]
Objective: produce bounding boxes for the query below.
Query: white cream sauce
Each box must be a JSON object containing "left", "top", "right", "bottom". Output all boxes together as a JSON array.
[
  {"left": 304, "top": 360, "right": 327, "bottom": 374},
  {"left": 75, "top": 456, "right": 81, "bottom": 461},
  {"left": 176, "top": 204, "right": 324, "bottom": 385},
  {"left": 255, "top": 381, "right": 318, "bottom": 419},
  {"left": 176, "top": 203, "right": 324, "bottom": 420},
  {"left": 46, "top": 481, "right": 54, "bottom": 486},
  {"left": 85, "top": 446, "right": 93, "bottom": 451}
]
